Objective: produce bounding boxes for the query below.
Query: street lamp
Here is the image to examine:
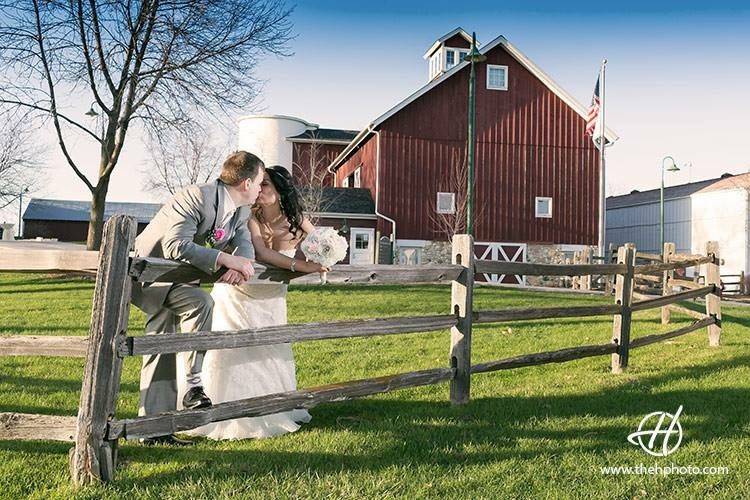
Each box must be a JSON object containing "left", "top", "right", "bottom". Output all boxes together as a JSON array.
[
  {"left": 17, "top": 187, "right": 29, "bottom": 239},
  {"left": 464, "top": 32, "right": 486, "bottom": 237},
  {"left": 660, "top": 156, "right": 680, "bottom": 255},
  {"left": 84, "top": 102, "right": 99, "bottom": 117}
]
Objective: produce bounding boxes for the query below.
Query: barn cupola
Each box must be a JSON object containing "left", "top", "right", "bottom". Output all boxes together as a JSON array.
[{"left": 423, "top": 28, "right": 478, "bottom": 81}]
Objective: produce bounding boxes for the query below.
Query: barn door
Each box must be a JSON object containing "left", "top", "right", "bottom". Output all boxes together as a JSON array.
[{"left": 474, "top": 242, "right": 527, "bottom": 285}]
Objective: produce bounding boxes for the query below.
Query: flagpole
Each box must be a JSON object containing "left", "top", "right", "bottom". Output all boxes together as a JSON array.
[{"left": 597, "top": 58, "right": 607, "bottom": 260}]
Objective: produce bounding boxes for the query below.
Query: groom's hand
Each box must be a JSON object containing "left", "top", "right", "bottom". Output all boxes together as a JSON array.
[
  {"left": 217, "top": 269, "right": 247, "bottom": 285},
  {"left": 217, "top": 253, "right": 255, "bottom": 280}
]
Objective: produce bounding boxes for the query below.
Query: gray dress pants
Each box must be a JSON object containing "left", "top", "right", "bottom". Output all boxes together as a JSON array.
[{"left": 138, "top": 284, "right": 213, "bottom": 416}]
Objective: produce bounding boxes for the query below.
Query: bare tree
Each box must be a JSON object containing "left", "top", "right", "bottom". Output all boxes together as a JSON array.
[
  {"left": 428, "top": 150, "right": 474, "bottom": 241},
  {"left": 143, "top": 122, "right": 227, "bottom": 196},
  {"left": 0, "top": 0, "right": 293, "bottom": 249},
  {"left": 0, "top": 110, "right": 43, "bottom": 210},
  {"left": 292, "top": 134, "right": 337, "bottom": 225}
]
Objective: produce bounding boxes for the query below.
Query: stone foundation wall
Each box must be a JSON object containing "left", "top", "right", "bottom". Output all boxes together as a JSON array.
[
  {"left": 422, "top": 241, "right": 452, "bottom": 264},
  {"left": 525, "top": 244, "right": 592, "bottom": 287}
]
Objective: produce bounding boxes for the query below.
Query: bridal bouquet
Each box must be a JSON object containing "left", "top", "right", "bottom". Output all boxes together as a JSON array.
[{"left": 300, "top": 227, "right": 348, "bottom": 284}]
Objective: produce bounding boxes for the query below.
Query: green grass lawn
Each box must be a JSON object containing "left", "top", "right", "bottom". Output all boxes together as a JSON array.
[{"left": 1, "top": 273, "right": 748, "bottom": 499}]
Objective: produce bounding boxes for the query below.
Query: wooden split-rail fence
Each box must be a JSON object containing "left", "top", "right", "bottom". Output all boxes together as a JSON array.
[{"left": 0, "top": 215, "right": 723, "bottom": 486}]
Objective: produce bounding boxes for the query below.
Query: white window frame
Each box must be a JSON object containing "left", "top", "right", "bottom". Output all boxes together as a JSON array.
[
  {"left": 535, "top": 196, "right": 553, "bottom": 218},
  {"left": 486, "top": 64, "right": 509, "bottom": 91},
  {"left": 341, "top": 176, "right": 349, "bottom": 188},
  {"left": 436, "top": 192, "right": 456, "bottom": 214},
  {"left": 353, "top": 167, "right": 361, "bottom": 188},
  {"left": 445, "top": 49, "right": 456, "bottom": 69}
]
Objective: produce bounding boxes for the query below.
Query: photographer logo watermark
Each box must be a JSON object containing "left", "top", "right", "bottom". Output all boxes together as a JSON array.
[{"left": 627, "top": 405, "right": 683, "bottom": 457}]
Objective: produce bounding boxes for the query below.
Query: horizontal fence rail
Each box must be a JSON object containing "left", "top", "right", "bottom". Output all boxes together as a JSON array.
[
  {"left": 631, "top": 286, "right": 715, "bottom": 312},
  {"left": 473, "top": 304, "right": 623, "bottom": 323},
  {"left": 471, "top": 316, "right": 717, "bottom": 375},
  {"left": 635, "top": 252, "right": 663, "bottom": 262},
  {"left": 629, "top": 317, "right": 717, "bottom": 348},
  {"left": 635, "top": 256, "right": 714, "bottom": 274},
  {"left": 0, "top": 335, "right": 89, "bottom": 357},
  {"left": 0, "top": 248, "right": 99, "bottom": 273},
  {"left": 122, "top": 314, "right": 459, "bottom": 356},
  {"left": 474, "top": 261, "right": 626, "bottom": 277},
  {"left": 108, "top": 367, "right": 456, "bottom": 440},
  {"left": 0, "top": 412, "right": 78, "bottom": 442},
  {"left": 130, "top": 257, "right": 464, "bottom": 285},
  {"left": 471, "top": 342, "right": 620, "bottom": 374}
]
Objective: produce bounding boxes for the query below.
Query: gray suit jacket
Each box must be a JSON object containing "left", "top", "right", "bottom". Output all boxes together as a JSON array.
[{"left": 131, "top": 179, "right": 255, "bottom": 314}]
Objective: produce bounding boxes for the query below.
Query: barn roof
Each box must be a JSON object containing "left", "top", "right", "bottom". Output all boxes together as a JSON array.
[
  {"left": 23, "top": 189, "right": 375, "bottom": 223},
  {"left": 310, "top": 188, "right": 375, "bottom": 215},
  {"left": 287, "top": 128, "right": 359, "bottom": 144},
  {"left": 330, "top": 34, "right": 620, "bottom": 172},
  {"left": 23, "top": 198, "right": 162, "bottom": 223},
  {"left": 606, "top": 172, "right": 744, "bottom": 209}
]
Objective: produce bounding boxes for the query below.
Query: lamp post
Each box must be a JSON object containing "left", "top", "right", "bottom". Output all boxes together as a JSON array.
[
  {"left": 464, "top": 32, "right": 486, "bottom": 237},
  {"left": 660, "top": 156, "right": 680, "bottom": 255},
  {"left": 17, "top": 187, "right": 29, "bottom": 239}
]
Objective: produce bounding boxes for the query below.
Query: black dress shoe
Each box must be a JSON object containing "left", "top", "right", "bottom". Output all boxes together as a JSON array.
[
  {"left": 183, "top": 386, "right": 212, "bottom": 410},
  {"left": 140, "top": 434, "right": 193, "bottom": 446}
]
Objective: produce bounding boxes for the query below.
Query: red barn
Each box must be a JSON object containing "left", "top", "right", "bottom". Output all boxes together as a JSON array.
[{"left": 328, "top": 28, "right": 617, "bottom": 283}]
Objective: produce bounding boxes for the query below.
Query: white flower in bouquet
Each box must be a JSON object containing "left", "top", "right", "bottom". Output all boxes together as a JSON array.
[{"left": 300, "top": 227, "right": 348, "bottom": 284}]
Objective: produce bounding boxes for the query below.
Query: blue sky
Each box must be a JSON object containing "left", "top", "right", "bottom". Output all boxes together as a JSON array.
[{"left": 4, "top": 0, "right": 750, "bottom": 222}]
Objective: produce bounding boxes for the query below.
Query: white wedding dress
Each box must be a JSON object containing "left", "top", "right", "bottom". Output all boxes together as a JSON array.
[{"left": 177, "top": 249, "right": 311, "bottom": 440}]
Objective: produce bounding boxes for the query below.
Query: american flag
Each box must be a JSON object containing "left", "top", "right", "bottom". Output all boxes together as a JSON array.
[{"left": 585, "top": 75, "right": 600, "bottom": 137}]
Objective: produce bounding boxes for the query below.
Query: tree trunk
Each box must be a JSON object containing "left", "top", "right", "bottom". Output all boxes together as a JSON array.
[{"left": 86, "top": 179, "right": 109, "bottom": 250}]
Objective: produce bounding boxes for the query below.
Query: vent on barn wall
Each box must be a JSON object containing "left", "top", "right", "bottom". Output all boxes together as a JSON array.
[{"left": 437, "top": 192, "right": 456, "bottom": 214}]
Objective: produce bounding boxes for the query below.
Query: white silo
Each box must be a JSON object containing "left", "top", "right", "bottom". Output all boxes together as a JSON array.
[{"left": 236, "top": 115, "right": 318, "bottom": 173}]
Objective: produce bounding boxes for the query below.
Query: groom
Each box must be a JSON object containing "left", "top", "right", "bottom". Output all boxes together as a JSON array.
[{"left": 131, "top": 150, "right": 264, "bottom": 444}]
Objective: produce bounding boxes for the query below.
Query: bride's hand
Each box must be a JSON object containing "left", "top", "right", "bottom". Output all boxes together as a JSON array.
[{"left": 296, "top": 260, "right": 329, "bottom": 274}]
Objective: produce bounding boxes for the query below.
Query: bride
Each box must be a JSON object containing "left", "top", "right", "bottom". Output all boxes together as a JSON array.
[{"left": 179, "top": 165, "right": 328, "bottom": 440}]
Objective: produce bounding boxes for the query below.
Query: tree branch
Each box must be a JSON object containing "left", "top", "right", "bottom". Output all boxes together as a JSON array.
[
  {"left": 31, "top": 0, "right": 95, "bottom": 193},
  {"left": 0, "top": 99, "right": 102, "bottom": 143},
  {"left": 75, "top": 0, "right": 112, "bottom": 114}
]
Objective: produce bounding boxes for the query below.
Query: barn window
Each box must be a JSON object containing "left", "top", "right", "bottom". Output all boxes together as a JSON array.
[
  {"left": 487, "top": 65, "right": 508, "bottom": 90},
  {"left": 535, "top": 197, "right": 553, "bottom": 218},
  {"left": 459, "top": 50, "right": 468, "bottom": 62},
  {"left": 436, "top": 192, "right": 456, "bottom": 214},
  {"left": 341, "top": 176, "right": 349, "bottom": 188},
  {"left": 445, "top": 50, "right": 456, "bottom": 69},
  {"left": 353, "top": 167, "right": 361, "bottom": 188}
]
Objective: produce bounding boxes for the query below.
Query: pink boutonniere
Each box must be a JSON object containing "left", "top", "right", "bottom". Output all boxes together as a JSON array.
[{"left": 205, "top": 228, "right": 227, "bottom": 248}]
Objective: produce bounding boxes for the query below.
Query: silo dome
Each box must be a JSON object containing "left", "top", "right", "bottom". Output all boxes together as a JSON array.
[{"left": 237, "top": 115, "right": 318, "bottom": 173}]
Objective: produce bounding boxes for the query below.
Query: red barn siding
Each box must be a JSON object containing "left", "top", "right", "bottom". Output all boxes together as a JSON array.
[
  {"left": 443, "top": 34, "right": 471, "bottom": 49},
  {"left": 336, "top": 42, "right": 600, "bottom": 246}
]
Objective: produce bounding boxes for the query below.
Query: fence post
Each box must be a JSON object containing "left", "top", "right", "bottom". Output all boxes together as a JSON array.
[
  {"left": 604, "top": 243, "right": 615, "bottom": 295},
  {"left": 70, "top": 215, "right": 137, "bottom": 485},
  {"left": 450, "top": 234, "right": 474, "bottom": 405},
  {"left": 582, "top": 247, "right": 591, "bottom": 291},
  {"left": 661, "top": 242, "right": 676, "bottom": 324},
  {"left": 705, "top": 241, "right": 722, "bottom": 347},
  {"left": 741, "top": 271, "right": 746, "bottom": 296},
  {"left": 611, "top": 243, "right": 636, "bottom": 373}
]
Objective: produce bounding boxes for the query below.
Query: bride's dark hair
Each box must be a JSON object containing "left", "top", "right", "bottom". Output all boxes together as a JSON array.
[{"left": 257, "top": 165, "right": 306, "bottom": 238}]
